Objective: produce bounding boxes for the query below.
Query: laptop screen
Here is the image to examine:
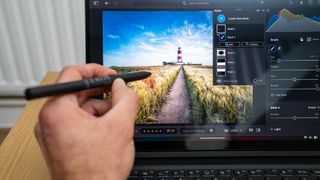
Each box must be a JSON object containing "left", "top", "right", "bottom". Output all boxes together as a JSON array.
[{"left": 86, "top": 0, "right": 320, "bottom": 151}]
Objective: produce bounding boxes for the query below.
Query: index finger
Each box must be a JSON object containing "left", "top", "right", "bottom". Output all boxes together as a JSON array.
[
  {"left": 57, "top": 63, "right": 116, "bottom": 83},
  {"left": 54, "top": 63, "right": 117, "bottom": 105},
  {"left": 100, "top": 79, "right": 139, "bottom": 135}
]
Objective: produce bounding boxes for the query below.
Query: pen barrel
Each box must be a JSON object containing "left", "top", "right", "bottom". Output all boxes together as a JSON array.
[
  {"left": 25, "top": 81, "right": 88, "bottom": 100},
  {"left": 24, "top": 71, "right": 151, "bottom": 100}
]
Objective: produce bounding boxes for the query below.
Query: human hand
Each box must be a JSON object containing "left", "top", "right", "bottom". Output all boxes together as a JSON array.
[{"left": 35, "top": 64, "right": 139, "bottom": 180}]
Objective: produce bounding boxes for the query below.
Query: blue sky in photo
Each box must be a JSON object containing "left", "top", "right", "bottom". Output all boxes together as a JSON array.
[{"left": 103, "top": 11, "right": 213, "bottom": 66}]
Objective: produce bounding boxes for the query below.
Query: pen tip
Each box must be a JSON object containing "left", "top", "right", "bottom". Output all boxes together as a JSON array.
[{"left": 146, "top": 71, "right": 152, "bottom": 77}]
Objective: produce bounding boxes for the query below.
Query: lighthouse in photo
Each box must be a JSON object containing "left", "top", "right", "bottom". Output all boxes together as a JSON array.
[{"left": 176, "top": 47, "right": 185, "bottom": 65}]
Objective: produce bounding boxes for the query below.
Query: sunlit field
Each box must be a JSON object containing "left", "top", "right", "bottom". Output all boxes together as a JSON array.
[
  {"left": 111, "top": 66, "right": 180, "bottom": 124},
  {"left": 183, "top": 65, "right": 253, "bottom": 124},
  {"left": 109, "top": 65, "right": 253, "bottom": 125}
]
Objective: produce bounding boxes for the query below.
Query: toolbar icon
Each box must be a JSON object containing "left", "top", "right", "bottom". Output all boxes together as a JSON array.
[
  {"left": 268, "top": 44, "right": 277, "bottom": 52},
  {"left": 216, "top": 24, "right": 226, "bottom": 34},
  {"left": 289, "top": 0, "right": 295, "bottom": 5},
  {"left": 217, "top": 14, "right": 226, "bottom": 23},
  {"left": 218, "top": 34, "right": 226, "bottom": 41},
  {"left": 105, "top": 1, "right": 110, "bottom": 6},
  {"left": 300, "top": 37, "right": 304, "bottom": 42},
  {"left": 93, "top": 0, "right": 99, "bottom": 5},
  {"left": 182, "top": 1, "right": 187, "bottom": 6},
  {"left": 217, "top": 49, "right": 226, "bottom": 57}
]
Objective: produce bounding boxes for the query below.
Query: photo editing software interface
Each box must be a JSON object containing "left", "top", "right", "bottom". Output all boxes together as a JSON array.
[{"left": 88, "top": 0, "right": 320, "bottom": 142}]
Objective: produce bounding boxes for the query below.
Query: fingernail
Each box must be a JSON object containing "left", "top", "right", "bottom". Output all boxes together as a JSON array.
[{"left": 113, "top": 78, "right": 126, "bottom": 89}]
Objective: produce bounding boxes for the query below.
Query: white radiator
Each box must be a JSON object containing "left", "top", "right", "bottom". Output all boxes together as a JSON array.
[
  {"left": 0, "top": 0, "right": 87, "bottom": 127},
  {"left": 0, "top": 0, "right": 86, "bottom": 96}
]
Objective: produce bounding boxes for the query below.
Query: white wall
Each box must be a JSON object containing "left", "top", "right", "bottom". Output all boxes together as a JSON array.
[{"left": 0, "top": 0, "right": 86, "bottom": 127}]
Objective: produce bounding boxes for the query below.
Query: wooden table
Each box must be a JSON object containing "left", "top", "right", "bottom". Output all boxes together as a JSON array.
[{"left": 0, "top": 72, "right": 59, "bottom": 180}]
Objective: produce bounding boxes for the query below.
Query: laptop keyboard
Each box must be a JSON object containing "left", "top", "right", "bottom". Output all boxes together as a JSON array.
[{"left": 128, "top": 169, "right": 320, "bottom": 180}]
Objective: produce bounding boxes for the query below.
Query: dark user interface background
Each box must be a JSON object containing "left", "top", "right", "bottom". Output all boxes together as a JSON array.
[{"left": 87, "top": 0, "right": 320, "bottom": 150}]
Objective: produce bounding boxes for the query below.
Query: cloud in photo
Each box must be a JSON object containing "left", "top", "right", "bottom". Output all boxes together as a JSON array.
[
  {"left": 134, "top": 24, "right": 145, "bottom": 30},
  {"left": 103, "top": 11, "right": 213, "bottom": 67},
  {"left": 106, "top": 34, "right": 120, "bottom": 39}
]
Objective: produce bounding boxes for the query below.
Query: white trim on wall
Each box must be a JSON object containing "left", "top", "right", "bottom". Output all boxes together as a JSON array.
[{"left": 0, "top": 98, "right": 27, "bottom": 128}]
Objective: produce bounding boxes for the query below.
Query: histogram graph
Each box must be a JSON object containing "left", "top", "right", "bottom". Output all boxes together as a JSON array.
[{"left": 266, "top": 9, "right": 320, "bottom": 32}]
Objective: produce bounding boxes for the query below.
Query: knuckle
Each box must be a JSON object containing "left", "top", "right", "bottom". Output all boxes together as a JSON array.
[
  {"left": 38, "top": 105, "right": 51, "bottom": 122},
  {"left": 38, "top": 103, "right": 57, "bottom": 128},
  {"left": 87, "top": 63, "right": 99, "bottom": 66},
  {"left": 61, "top": 65, "right": 75, "bottom": 73}
]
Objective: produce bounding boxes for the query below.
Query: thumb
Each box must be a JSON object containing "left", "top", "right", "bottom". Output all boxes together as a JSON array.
[
  {"left": 101, "top": 78, "right": 139, "bottom": 125},
  {"left": 111, "top": 78, "right": 130, "bottom": 106}
]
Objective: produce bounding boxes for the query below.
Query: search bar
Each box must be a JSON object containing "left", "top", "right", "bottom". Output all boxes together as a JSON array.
[
  {"left": 133, "top": 0, "right": 188, "bottom": 7},
  {"left": 132, "top": 0, "right": 264, "bottom": 8}
]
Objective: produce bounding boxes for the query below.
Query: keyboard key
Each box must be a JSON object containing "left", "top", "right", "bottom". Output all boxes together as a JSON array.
[
  {"left": 265, "top": 170, "right": 280, "bottom": 176},
  {"left": 300, "top": 176, "right": 318, "bottom": 180},
  {"left": 248, "top": 177, "right": 265, "bottom": 180},
  {"left": 187, "top": 170, "right": 201, "bottom": 177},
  {"left": 283, "top": 176, "right": 300, "bottom": 180},
  {"left": 158, "top": 170, "right": 171, "bottom": 177},
  {"left": 195, "top": 177, "right": 213, "bottom": 180},
  {"left": 231, "top": 176, "right": 248, "bottom": 180},
  {"left": 214, "top": 177, "right": 230, "bottom": 180},
  {"left": 249, "top": 170, "right": 263, "bottom": 176},
  {"left": 172, "top": 170, "right": 185, "bottom": 177},
  {"left": 130, "top": 170, "right": 140, "bottom": 177},
  {"left": 203, "top": 170, "right": 216, "bottom": 176},
  {"left": 141, "top": 170, "right": 155, "bottom": 177},
  {"left": 219, "top": 170, "right": 233, "bottom": 176},
  {"left": 128, "top": 177, "right": 140, "bottom": 180},
  {"left": 281, "top": 170, "right": 295, "bottom": 176},
  {"left": 141, "top": 178, "right": 154, "bottom": 180},
  {"left": 176, "top": 177, "right": 194, "bottom": 180},
  {"left": 266, "top": 176, "right": 282, "bottom": 180},
  {"left": 158, "top": 178, "right": 175, "bottom": 180},
  {"left": 296, "top": 170, "right": 311, "bottom": 176},
  {"left": 312, "top": 170, "right": 320, "bottom": 176},
  {"left": 234, "top": 170, "right": 248, "bottom": 176}
]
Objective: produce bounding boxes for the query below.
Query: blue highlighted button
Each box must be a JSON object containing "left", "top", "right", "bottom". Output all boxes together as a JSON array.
[
  {"left": 218, "top": 34, "right": 226, "bottom": 41},
  {"left": 269, "top": 44, "right": 277, "bottom": 52},
  {"left": 217, "top": 14, "right": 226, "bottom": 23}
]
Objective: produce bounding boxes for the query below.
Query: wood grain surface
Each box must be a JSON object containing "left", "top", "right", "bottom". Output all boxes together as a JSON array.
[
  {"left": 0, "top": 72, "right": 59, "bottom": 180},
  {"left": 0, "top": 128, "right": 10, "bottom": 145}
]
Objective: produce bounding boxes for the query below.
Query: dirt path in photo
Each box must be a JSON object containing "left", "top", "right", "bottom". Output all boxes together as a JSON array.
[{"left": 156, "top": 67, "right": 192, "bottom": 124}]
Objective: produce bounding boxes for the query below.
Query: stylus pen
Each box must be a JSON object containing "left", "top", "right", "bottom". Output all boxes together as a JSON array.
[{"left": 24, "top": 71, "right": 152, "bottom": 100}]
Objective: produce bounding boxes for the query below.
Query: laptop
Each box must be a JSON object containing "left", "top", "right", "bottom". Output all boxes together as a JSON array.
[{"left": 85, "top": 0, "right": 320, "bottom": 179}]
